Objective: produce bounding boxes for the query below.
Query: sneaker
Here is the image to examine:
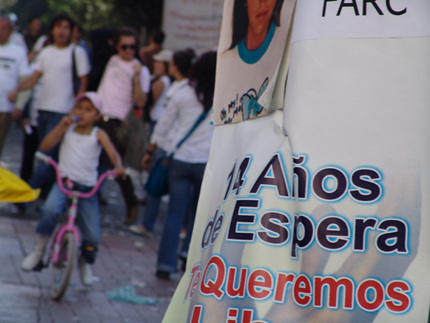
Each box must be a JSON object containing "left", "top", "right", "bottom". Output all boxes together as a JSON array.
[
  {"left": 78, "top": 257, "right": 93, "bottom": 287},
  {"left": 128, "top": 225, "right": 152, "bottom": 238},
  {"left": 14, "top": 202, "right": 29, "bottom": 213},
  {"left": 156, "top": 270, "right": 170, "bottom": 280},
  {"left": 124, "top": 205, "right": 138, "bottom": 225},
  {"left": 21, "top": 234, "right": 49, "bottom": 272}
]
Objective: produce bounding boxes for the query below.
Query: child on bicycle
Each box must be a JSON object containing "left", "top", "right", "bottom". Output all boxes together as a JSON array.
[{"left": 21, "top": 92, "right": 125, "bottom": 286}]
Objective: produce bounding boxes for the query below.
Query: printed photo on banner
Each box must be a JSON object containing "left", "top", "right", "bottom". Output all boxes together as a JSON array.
[{"left": 212, "top": 0, "right": 295, "bottom": 125}]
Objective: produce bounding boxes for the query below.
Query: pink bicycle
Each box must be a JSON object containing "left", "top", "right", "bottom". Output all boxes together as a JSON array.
[{"left": 35, "top": 151, "right": 116, "bottom": 300}]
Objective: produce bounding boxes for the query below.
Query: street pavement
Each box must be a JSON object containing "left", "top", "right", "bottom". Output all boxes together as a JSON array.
[{"left": 0, "top": 125, "right": 180, "bottom": 323}]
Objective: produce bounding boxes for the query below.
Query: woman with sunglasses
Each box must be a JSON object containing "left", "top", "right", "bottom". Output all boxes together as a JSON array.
[{"left": 96, "top": 27, "right": 151, "bottom": 225}]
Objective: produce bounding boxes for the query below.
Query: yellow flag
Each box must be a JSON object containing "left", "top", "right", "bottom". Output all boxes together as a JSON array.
[{"left": 0, "top": 167, "right": 40, "bottom": 202}]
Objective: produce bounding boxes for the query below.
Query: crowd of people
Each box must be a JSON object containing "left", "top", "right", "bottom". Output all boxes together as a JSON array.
[{"left": 0, "top": 13, "right": 217, "bottom": 283}]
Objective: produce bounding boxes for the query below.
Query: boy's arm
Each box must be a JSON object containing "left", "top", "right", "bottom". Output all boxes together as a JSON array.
[
  {"left": 75, "top": 46, "right": 90, "bottom": 96},
  {"left": 132, "top": 64, "right": 148, "bottom": 109},
  {"left": 97, "top": 129, "right": 125, "bottom": 177},
  {"left": 8, "top": 71, "right": 42, "bottom": 102},
  {"left": 77, "top": 75, "right": 88, "bottom": 95},
  {"left": 39, "top": 116, "right": 73, "bottom": 151}
]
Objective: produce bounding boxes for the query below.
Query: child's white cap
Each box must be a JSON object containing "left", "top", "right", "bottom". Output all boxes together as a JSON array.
[{"left": 76, "top": 92, "right": 103, "bottom": 113}]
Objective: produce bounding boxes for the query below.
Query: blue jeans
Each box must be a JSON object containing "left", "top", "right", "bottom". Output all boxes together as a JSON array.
[
  {"left": 36, "top": 182, "right": 100, "bottom": 263},
  {"left": 29, "top": 111, "right": 67, "bottom": 189},
  {"left": 157, "top": 159, "right": 206, "bottom": 273},
  {"left": 141, "top": 148, "right": 166, "bottom": 232}
]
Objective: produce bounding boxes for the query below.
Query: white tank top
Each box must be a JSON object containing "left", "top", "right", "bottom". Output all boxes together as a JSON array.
[{"left": 59, "top": 125, "right": 102, "bottom": 186}]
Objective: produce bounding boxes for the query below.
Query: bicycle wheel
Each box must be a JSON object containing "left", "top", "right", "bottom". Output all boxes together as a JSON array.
[{"left": 51, "top": 232, "right": 77, "bottom": 300}]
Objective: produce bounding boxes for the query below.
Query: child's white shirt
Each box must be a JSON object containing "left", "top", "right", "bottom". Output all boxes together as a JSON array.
[{"left": 59, "top": 125, "right": 102, "bottom": 187}]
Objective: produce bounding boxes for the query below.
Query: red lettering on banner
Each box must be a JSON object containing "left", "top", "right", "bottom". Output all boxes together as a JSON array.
[
  {"left": 247, "top": 269, "right": 273, "bottom": 300},
  {"left": 190, "top": 271, "right": 201, "bottom": 299},
  {"left": 200, "top": 256, "right": 226, "bottom": 299},
  {"left": 293, "top": 274, "right": 312, "bottom": 306},
  {"left": 226, "top": 267, "right": 248, "bottom": 298},
  {"left": 274, "top": 273, "right": 295, "bottom": 303},
  {"left": 242, "top": 309, "right": 269, "bottom": 323},
  {"left": 227, "top": 307, "right": 270, "bottom": 323},
  {"left": 314, "top": 276, "right": 354, "bottom": 309},
  {"left": 357, "top": 279, "right": 384, "bottom": 311},
  {"left": 242, "top": 309, "right": 253, "bottom": 323},
  {"left": 227, "top": 307, "right": 239, "bottom": 323},
  {"left": 195, "top": 255, "right": 413, "bottom": 315},
  {"left": 385, "top": 280, "right": 412, "bottom": 313},
  {"left": 185, "top": 264, "right": 201, "bottom": 301},
  {"left": 190, "top": 305, "right": 203, "bottom": 323}
]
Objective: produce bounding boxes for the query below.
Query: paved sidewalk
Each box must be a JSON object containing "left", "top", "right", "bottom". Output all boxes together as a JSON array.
[{"left": 0, "top": 126, "right": 180, "bottom": 323}]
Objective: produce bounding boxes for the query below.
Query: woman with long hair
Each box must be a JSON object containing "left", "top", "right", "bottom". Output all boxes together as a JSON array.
[{"left": 143, "top": 50, "right": 217, "bottom": 279}]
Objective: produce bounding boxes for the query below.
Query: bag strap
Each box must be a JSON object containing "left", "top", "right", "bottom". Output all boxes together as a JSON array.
[
  {"left": 168, "top": 111, "right": 207, "bottom": 159},
  {"left": 176, "top": 112, "right": 207, "bottom": 149},
  {"left": 72, "top": 45, "right": 79, "bottom": 95}
]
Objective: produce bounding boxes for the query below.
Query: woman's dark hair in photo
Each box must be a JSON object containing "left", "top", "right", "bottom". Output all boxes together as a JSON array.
[
  {"left": 48, "top": 14, "right": 75, "bottom": 44},
  {"left": 189, "top": 51, "right": 217, "bottom": 113},
  {"left": 172, "top": 50, "right": 196, "bottom": 78},
  {"left": 113, "top": 27, "right": 139, "bottom": 48},
  {"left": 230, "top": 0, "right": 284, "bottom": 49}
]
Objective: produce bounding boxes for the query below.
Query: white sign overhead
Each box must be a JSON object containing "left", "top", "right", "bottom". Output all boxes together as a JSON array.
[{"left": 162, "top": 0, "right": 224, "bottom": 53}]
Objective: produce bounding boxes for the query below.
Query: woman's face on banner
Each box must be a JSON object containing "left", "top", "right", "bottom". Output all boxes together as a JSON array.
[{"left": 246, "top": 0, "right": 277, "bottom": 37}]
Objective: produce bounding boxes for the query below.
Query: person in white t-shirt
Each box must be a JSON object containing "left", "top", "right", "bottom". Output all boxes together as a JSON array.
[
  {"left": 97, "top": 27, "right": 151, "bottom": 225},
  {"left": 9, "top": 14, "right": 90, "bottom": 193},
  {"left": 0, "top": 16, "right": 30, "bottom": 157}
]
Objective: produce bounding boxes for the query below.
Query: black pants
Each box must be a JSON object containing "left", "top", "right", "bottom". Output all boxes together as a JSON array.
[
  {"left": 20, "top": 126, "right": 38, "bottom": 182},
  {"left": 96, "top": 117, "right": 138, "bottom": 207}
]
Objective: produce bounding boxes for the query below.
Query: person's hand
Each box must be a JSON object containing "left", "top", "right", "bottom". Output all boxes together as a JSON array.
[
  {"left": 8, "top": 89, "right": 17, "bottom": 103},
  {"left": 133, "top": 63, "right": 142, "bottom": 78},
  {"left": 12, "top": 108, "right": 22, "bottom": 121},
  {"left": 28, "top": 51, "right": 36, "bottom": 63},
  {"left": 115, "top": 165, "right": 125, "bottom": 177},
  {"left": 141, "top": 153, "right": 152, "bottom": 172},
  {"left": 59, "top": 115, "right": 74, "bottom": 129},
  {"left": 21, "top": 118, "right": 30, "bottom": 128}
]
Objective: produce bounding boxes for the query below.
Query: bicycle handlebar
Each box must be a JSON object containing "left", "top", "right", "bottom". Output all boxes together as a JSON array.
[
  {"left": 35, "top": 151, "right": 118, "bottom": 199},
  {"left": 35, "top": 151, "right": 51, "bottom": 163}
]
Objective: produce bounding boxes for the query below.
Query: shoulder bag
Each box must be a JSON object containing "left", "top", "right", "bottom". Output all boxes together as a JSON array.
[{"left": 145, "top": 112, "right": 207, "bottom": 197}]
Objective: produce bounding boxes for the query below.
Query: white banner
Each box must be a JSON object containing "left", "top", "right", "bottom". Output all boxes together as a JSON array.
[
  {"left": 292, "top": 0, "right": 430, "bottom": 43},
  {"left": 162, "top": 0, "right": 430, "bottom": 322},
  {"left": 162, "top": 0, "right": 224, "bottom": 53}
]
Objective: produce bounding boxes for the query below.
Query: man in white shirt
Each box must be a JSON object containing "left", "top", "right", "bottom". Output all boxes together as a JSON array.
[
  {"left": 9, "top": 14, "right": 90, "bottom": 192},
  {"left": 0, "top": 16, "right": 30, "bottom": 157},
  {"left": 97, "top": 27, "right": 150, "bottom": 225}
]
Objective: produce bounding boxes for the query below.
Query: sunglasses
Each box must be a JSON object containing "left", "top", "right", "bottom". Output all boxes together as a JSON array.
[{"left": 120, "top": 44, "right": 137, "bottom": 51}]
